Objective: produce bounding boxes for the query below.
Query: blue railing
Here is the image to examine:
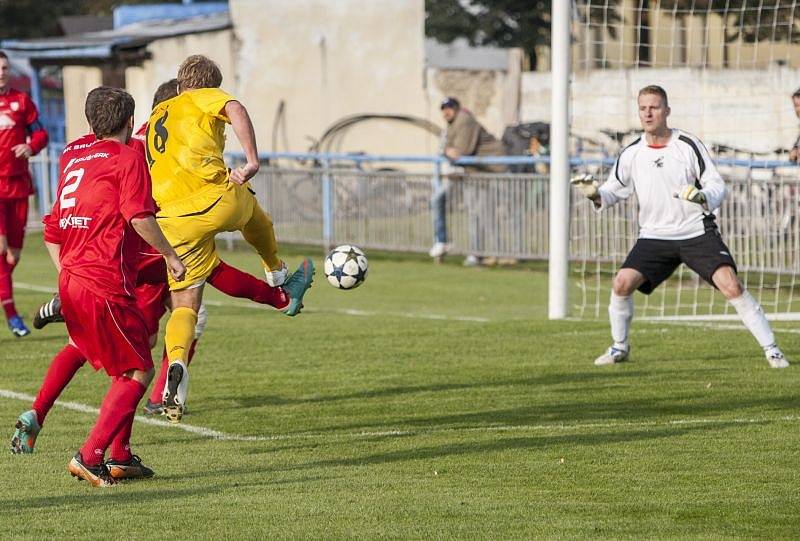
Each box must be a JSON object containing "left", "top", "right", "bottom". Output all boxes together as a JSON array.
[{"left": 228, "top": 151, "right": 797, "bottom": 169}]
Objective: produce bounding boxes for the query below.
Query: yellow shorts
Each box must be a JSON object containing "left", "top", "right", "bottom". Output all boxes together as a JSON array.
[{"left": 156, "top": 182, "right": 257, "bottom": 290}]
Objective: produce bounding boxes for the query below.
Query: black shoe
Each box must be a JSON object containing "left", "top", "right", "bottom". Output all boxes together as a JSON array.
[
  {"left": 142, "top": 400, "right": 164, "bottom": 416},
  {"left": 68, "top": 452, "right": 116, "bottom": 487},
  {"left": 163, "top": 362, "right": 188, "bottom": 424},
  {"left": 106, "top": 454, "right": 155, "bottom": 480},
  {"left": 33, "top": 293, "right": 64, "bottom": 330}
]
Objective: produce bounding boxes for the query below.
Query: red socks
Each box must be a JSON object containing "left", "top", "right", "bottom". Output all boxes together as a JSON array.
[
  {"left": 0, "top": 257, "right": 17, "bottom": 319},
  {"left": 79, "top": 376, "right": 146, "bottom": 466},
  {"left": 149, "top": 339, "right": 197, "bottom": 404},
  {"left": 32, "top": 344, "right": 86, "bottom": 426},
  {"left": 208, "top": 260, "right": 289, "bottom": 309}
]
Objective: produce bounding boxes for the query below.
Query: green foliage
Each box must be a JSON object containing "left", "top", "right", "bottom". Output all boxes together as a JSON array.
[
  {"left": 425, "top": 0, "right": 551, "bottom": 67},
  {"left": 0, "top": 0, "right": 180, "bottom": 40}
]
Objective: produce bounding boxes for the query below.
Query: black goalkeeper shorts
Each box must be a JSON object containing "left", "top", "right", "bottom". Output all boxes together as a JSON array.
[{"left": 621, "top": 230, "right": 737, "bottom": 295}]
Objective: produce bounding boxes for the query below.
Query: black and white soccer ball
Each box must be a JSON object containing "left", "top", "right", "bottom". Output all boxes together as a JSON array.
[{"left": 324, "top": 244, "right": 368, "bottom": 290}]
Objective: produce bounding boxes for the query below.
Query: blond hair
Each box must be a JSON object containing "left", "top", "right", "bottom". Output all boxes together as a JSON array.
[
  {"left": 638, "top": 85, "right": 668, "bottom": 107},
  {"left": 177, "top": 55, "right": 223, "bottom": 90}
]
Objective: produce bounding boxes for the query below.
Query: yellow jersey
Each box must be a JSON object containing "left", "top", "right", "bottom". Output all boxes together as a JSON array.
[{"left": 146, "top": 87, "right": 234, "bottom": 208}]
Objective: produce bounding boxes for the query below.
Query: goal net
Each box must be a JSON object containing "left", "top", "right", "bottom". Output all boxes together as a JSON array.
[{"left": 569, "top": 0, "right": 800, "bottom": 320}]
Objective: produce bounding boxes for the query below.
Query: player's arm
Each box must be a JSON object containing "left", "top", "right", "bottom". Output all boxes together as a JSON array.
[
  {"left": 44, "top": 242, "right": 61, "bottom": 272},
  {"left": 13, "top": 98, "right": 48, "bottom": 158},
  {"left": 225, "top": 100, "right": 259, "bottom": 184},
  {"left": 676, "top": 136, "right": 726, "bottom": 211},
  {"left": 130, "top": 215, "right": 185, "bottom": 282},
  {"left": 574, "top": 153, "right": 633, "bottom": 210}
]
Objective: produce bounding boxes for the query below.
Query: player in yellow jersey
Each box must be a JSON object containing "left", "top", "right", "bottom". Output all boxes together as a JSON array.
[{"left": 146, "top": 55, "right": 314, "bottom": 423}]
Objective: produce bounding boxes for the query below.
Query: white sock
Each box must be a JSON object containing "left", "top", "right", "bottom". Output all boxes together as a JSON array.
[
  {"left": 728, "top": 290, "right": 775, "bottom": 349},
  {"left": 609, "top": 292, "right": 633, "bottom": 351}
]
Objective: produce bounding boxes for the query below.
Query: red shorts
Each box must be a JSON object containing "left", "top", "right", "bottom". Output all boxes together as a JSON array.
[
  {"left": 59, "top": 273, "right": 153, "bottom": 377},
  {"left": 0, "top": 197, "right": 28, "bottom": 249},
  {"left": 135, "top": 251, "right": 169, "bottom": 336}
]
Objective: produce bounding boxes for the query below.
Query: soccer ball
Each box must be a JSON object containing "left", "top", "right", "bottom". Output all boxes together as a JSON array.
[{"left": 324, "top": 244, "right": 368, "bottom": 290}]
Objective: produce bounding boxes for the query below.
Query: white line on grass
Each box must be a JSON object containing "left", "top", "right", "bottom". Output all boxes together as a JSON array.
[
  {"left": 640, "top": 320, "right": 800, "bottom": 335},
  {"left": 1, "top": 388, "right": 797, "bottom": 444},
  {"left": 15, "top": 282, "right": 491, "bottom": 324}
]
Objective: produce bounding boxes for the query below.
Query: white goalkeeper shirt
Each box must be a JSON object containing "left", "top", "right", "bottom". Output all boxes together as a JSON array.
[{"left": 597, "top": 129, "right": 727, "bottom": 240}]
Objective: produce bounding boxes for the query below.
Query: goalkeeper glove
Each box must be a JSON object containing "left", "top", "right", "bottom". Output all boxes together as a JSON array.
[
  {"left": 570, "top": 173, "right": 599, "bottom": 199},
  {"left": 675, "top": 185, "right": 706, "bottom": 206}
]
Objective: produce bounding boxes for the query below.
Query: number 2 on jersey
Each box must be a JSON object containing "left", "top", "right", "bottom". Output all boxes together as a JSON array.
[{"left": 60, "top": 168, "right": 84, "bottom": 210}]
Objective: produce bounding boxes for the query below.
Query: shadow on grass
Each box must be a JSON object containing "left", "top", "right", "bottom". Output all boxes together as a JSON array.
[
  {"left": 0, "top": 475, "right": 329, "bottom": 512},
  {"left": 306, "top": 392, "right": 797, "bottom": 435},
  {"left": 269, "top": 421, "right": 739, "bottom": 472},
  {"left": 235, "top": 370, "right": 655, "bottom": 408}
]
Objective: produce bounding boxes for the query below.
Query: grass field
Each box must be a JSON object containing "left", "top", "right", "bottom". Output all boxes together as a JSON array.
[{"left": 0, "top": 234, "right": 798, "bottom": 539}]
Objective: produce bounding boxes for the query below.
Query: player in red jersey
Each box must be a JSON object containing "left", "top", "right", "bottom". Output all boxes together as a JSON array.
[
  {"left": 0, "top": 51, "right": 48, "bottom": 336},
  {"left": 22, "top": 87, "right": 184, "bottom": 487}
]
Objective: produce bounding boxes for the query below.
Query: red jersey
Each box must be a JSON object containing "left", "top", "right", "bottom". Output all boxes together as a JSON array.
[
  {"left": 44, "top": 135, "right": 156, "bottom": 302},
  {"left": 0, "top": 88, "right": 48, "bottom": 197}
]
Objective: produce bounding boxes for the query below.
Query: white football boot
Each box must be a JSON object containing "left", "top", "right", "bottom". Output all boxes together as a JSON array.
[
  {"left": 265, "top": 261, "right": 289, "bottom": 287},
  {"left": 594, "top": 345, "right": 629, "bottom": 366},
  {"left": 765, "top": 345, "right": 790, "bottom": 369}
]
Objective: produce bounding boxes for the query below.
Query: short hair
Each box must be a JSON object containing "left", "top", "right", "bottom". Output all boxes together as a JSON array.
[
  {"left": 152, "top": 78, "right": 178, "bottom": 108},
  {"left": 440, "top": 96, "right": 460, "bottom": 110},
  {"left": 638, "top": 85, "right": 669, "bottom": 107},
  {"left": 84, "top": 86, "right": 135, "bottom": 139},
  {"left": 792, "top": 87, "right": 800, "bottom": 99},
  {"left": 0, "top": 51, "right": 8, "bottom": 61},
  {"left": 177, "top": 55, "right": 223, "bottom": 90}
]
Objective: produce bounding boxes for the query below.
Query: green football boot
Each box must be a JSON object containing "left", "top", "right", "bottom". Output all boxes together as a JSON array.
[
  {"left": 11, "top": 410, "right": 41, "bottom": 454},
  {"left": 281, "top": 258, "right": 314, "bottom": 317}
]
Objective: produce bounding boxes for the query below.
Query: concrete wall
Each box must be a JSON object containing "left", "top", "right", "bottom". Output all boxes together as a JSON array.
[
  {"left": 521, "top": 68, "right": 800, "bottom": 155},
  {"left": 62, "top": 66, "right": 102, "bottom": 141},
  {"left": 229, "top": 0, "right": 440, "bottom": 156},
  {"left": 127, "top": 29, "right": 234, "bottom": 131}
]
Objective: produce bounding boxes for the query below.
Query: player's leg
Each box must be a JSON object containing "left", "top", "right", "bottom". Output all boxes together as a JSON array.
[
  {"left": 596, "top": 239, "right": 681, "bottom": 366},
  {"left": 239, "top": 194, "right": 287, "bottom": 284},
  {"left": 713, "top": 266, "right": 788, "bottom": 368},
  {"left": 207, "top": 260, "right": 288, "bottom": 308},
  {"left": 145, "top": 304, "right": 205, "bottom": 415},
  {"left": 11, "top": 342, "right": 87, "bottom": 453},
  {"left": 681, "top": 231, "right": 788, "bottom": 368},
  {"left": 71, "top": 370, "right": 153, "bottom": 486},
  {"left": 162, "top": 286, "right": 202, "bottom": 423},
  {"left": 105, "top": 367, "right": 156, "bottom": 480},
  {"left": 61, "top": 277, "right": 155, "bottom": 486},
  {"left": 0, "top": 198, "right": 29, "bottom": 337},
  {"left": 156, "top": 203, "right": 222, "bottom": 422},
  {"left": 236, "top": 189, "right": 313, "bottom": 316},
  {"left": 594, "top": 268, "right": 644, "bottom": 366}
]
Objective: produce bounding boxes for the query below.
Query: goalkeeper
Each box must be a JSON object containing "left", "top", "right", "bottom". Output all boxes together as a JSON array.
[{"left": 572, "top": 85, "right": 788, "bottom": 369}]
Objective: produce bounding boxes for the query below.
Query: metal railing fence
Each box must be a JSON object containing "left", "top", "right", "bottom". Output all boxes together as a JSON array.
[{"left": 23, "top": 148, "right": 800, "bottom": 274}]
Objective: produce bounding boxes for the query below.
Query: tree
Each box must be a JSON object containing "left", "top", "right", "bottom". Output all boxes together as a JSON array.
[
  {"left": 425, "top": 0, "right": 620, "bottom": 69},
  {"left": 425, "top": 0, "right": 551, "bottom": 69},
  {"left": 0, "top": 0, "right": 181, "bottom": 40}
]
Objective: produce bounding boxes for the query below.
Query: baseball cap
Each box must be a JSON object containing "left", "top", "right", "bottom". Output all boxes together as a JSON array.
[{"left": 440, "top": 97, "right": 460, "bottom": 110}]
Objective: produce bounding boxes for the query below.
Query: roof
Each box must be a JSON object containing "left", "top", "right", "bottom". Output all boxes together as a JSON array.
[
  {"left": 1, "top": 11, "right": 231, "bottom": 61},
  {"left": 58, "top": 15, "right": 113, "bottom": 36},
  {"left": 425, "top": 38, "right": 510, "bottom": 71}
]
